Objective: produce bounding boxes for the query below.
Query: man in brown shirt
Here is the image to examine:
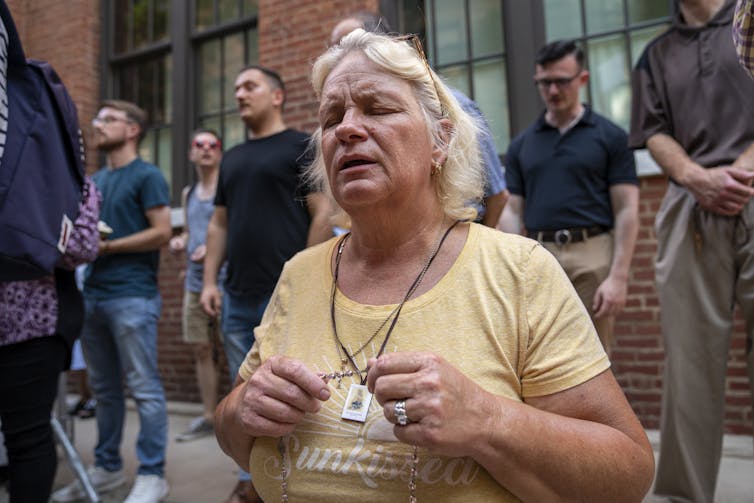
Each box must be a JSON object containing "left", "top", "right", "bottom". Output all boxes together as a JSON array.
[{"left": 630, "top": 0, "right": 754, "bottom": 501}]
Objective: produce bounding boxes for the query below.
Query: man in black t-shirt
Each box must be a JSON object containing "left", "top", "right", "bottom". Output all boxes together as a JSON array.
[
  {"left": 200, "top": 65, "right": 332, "bottom": 503},
  {"left": 499, "top": 40, "right": 639, "bottom": 355}
]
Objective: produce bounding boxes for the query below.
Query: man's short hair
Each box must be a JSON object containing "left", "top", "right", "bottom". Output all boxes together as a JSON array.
[
  {"left": 536, "top": 40, "right": 585, "bottom": 68},
  {"left": 99, "top": 99, "right": 148, "bottom": 139},
  {"left": 191, "top": 127, "right": 221, "bottom": 144}
]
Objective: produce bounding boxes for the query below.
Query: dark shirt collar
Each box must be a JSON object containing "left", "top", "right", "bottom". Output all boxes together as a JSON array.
[{"left": 535, "top": 104, "right": 595, "bottom": 132}]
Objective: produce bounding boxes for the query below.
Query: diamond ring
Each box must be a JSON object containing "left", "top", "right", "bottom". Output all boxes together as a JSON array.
[{"left": 394, "top": 399, "right": 409, "bottom": 426}]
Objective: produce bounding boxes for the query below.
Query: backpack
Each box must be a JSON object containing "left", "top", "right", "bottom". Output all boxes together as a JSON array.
[{"left": 0, "top": 0, "right": 86, "bottom": 281}]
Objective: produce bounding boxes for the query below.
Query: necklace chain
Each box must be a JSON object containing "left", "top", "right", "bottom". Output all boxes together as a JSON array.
[
  {"left": 330, "top": 221, "right": 459, "bottom": 385},
  {"left": 277, "top": 220, "right": 461, "bottom": 502}
]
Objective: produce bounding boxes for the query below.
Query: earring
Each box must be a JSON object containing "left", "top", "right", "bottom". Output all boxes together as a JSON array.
[{"left": 431, "top": 161, "right": 442, "bottom": 176}]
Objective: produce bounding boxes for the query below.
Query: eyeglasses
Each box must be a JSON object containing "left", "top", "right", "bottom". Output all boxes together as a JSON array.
[
  {"left": 394, "top": 34, "right": 445, "bottom": 115},
  {"left": 534, "top": 72, "right": 582, "bottom": 89},
  {"left": 91, "top": 115, "right": 129, "bottom": 126},
  {"left": 192, "top": 139, "right": 221, "bottom": 150}
]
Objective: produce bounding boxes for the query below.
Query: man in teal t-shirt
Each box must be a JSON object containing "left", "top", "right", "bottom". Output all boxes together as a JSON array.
[{"left": 53, "top": 100, "right": 172, "bottom": 503}]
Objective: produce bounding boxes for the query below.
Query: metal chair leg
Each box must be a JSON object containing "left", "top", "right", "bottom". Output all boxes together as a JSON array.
[
  {"left": 51, "top": 418, "right": 100, "bottom": 503},
  {"left": 53, "top": 373, "right": 100, "bottom": 503}
]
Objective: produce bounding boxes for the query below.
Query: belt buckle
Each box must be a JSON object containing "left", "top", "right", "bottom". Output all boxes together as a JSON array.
[{"left": 554, "top": 229, "right": 571, "bottom": 246}]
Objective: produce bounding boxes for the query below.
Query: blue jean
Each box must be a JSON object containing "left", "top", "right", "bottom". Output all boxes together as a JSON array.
[
  {"left": 221, "top": 292, "right": 269, "bottom": 482},
  {"left": 80, "top": 296, "right": 167, "bottom": 476}
]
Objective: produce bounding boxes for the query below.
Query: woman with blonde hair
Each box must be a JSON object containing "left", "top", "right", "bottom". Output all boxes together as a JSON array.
[{"left": 215, "top": 29, "right": 654, "bottom": 502}]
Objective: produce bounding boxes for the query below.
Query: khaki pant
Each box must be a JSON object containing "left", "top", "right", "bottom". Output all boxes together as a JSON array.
[
  {"left": 652, "top": 183, "right": 754, "bottom": 503},
  {"left": 542, "top": 232, "right": 614, "bottom": 352},
  {"left": 182, "top": 290, "right": 222, "bottom": 344}
]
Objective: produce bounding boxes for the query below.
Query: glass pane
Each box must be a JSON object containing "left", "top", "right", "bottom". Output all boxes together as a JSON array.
[
  {"left": 473, "top": 59, "right": 509, "bottom": 154},
  {"left": 153, "top": 0, "right": 169, "bottom": 42},
  {"left": 630, "top": 24, "right": 668, "bottom": 66},
  {"left": 117, "top": 65, "right": 138, "bottom": 104},
  {"left": 470, "top": 0, "right": 504, "bottom": 58},
  {"left": 195, "top": 0, "right": 214, "bottom": 29},
  {"left": 425, "top": 0, "right": 436, "bottom": 63},
  {"left": 587, "top": 34, "right": 630, "bottom": 130},
  {"left": 544, "top": 0, "right": 582, "bottom": 41},
  {"left": 438, "top": 64, "right": 470, "bottom": 97},
  {"left": 224, "top": 33, "right": 245, "bottom": 112},
  {"left": 218, "top": 0, "right": 237, "bottom": 23},
  {"left": 628, "top": 0, "right": 670, "bottom": 25},
  {"left": 137, "top": 60, "right": 156, "bottom": 123},
  {"left": 114, "top": 0, "right": 129, "bottom": 53},
  {"left": 199, "top": 39, "right": 222, "bottom": 114},
  {"left": 162, "top": 54, "right": 173, "bottom": 123},
  {"left": 158, "top": 127, "right": 172, "bottom": 190},
  {"left": 132, "top": 0, "right": 149, "bottom": 49},
  {"left": 246, "top": 27, "right": 259, "bottom": 64},
  {"left": 585, "top": 0, "right": 624, "bottom": 34},
  {"left": 224, "top": 111, "right": 245, "bottom": 149},
  {"left": 242, "top": 0, "right": 258, "bottom": 17},
  {"left": 138, "top": 129, "right": 156, "bottom": 165},
  {"left": 433, "top": 0, "right": 468, "bottom": 65}
]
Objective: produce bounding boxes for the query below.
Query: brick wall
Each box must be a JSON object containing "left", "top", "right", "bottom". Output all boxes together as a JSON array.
[
  {"left": 9, "top": 0, "right": 752, "bottom": 434},
  {"left": 7, "top": 0, "right": 101, "bottom": 174}
]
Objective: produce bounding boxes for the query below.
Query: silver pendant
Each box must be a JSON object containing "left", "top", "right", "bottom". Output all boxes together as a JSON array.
[{"left": 341, "top": 383, "right": 373, "bottom": 422}]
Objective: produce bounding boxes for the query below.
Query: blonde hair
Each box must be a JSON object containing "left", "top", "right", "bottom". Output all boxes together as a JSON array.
[{"left": 307, "top": 29, "right": 484, "bottom": 223}]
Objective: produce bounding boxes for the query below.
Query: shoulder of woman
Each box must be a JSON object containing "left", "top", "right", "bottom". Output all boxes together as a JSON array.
[{"left": 284, "top": 237, "right": 337, "bottom": 271}]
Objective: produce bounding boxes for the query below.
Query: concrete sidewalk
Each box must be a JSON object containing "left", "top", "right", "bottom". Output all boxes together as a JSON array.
[
  {"left": 643, "top": 430, "right": 754, "bottom": 502},
  {"left": 0, "top": 399, "right": 751, "bottom": 502},
  {"left": 48, "top": 400, "right": 239, "bottom": 503}
]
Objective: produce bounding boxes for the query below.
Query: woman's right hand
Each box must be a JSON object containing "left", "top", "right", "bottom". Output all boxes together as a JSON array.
[{"left": 235, "top": 355, "right": 331, "bottom": 438}]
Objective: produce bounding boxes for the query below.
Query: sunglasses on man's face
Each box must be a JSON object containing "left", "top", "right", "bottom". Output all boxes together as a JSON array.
[{"left": 192, "top": 139, "right": 221, "bottom": 150}]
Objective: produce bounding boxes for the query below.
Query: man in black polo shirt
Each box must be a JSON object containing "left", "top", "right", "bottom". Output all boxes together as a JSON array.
[
  {"left": 499, "top": 39, "right": 639, "bottom": 354},
  {"left": 630, "top": 1, "right": 754, "bottom": 501}
]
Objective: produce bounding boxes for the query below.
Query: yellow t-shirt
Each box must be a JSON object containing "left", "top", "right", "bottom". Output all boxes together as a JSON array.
[{"left": 239, "top": 223, "right": 609, "bottom": 502}]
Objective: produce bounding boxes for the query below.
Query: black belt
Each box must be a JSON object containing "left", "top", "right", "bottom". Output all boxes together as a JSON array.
[{"left": 527, "top": 225, "right": 609, "bottom": 245}]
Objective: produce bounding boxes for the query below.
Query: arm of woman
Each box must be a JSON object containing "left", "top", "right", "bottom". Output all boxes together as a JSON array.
[
  {"left": 215, "top": 355, "right": 332, "bottom": 470},
  {"left": 368, "top": 354, "right": 653, "bottom": 503},
  {"left": 478, "top": 369, "right": 653, "bottom": 502},
  {"left": 59, "top": 177, "right": 101, "bottom": 269}
]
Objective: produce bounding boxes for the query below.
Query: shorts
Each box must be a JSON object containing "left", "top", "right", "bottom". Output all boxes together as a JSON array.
[{"left": 182, "top": 290, "right": 222, "bottom": 344}]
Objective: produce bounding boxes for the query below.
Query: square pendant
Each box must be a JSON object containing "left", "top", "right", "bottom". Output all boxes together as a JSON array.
[{"left": 341, "top": 383, "right": 373, "bottom": 422}]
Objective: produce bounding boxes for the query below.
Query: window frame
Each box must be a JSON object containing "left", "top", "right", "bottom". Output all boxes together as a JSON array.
[{"left": 101, "top": 0, "right": 258, "bottom": 204}]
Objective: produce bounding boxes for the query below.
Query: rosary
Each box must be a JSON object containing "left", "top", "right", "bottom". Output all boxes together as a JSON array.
[{"left": 276, "top": 220, "right": 460, "bottom": 502}]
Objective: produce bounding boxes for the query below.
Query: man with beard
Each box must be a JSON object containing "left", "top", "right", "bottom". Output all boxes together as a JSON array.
[
  {"left": 201, "top": 66, "right": 332, "bottom": 503},
  {"left": 53, "top": 100, "right": 172, "bottom": 503}
]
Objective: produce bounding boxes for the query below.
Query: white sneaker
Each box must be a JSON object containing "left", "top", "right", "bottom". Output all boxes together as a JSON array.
[
  {"left": 51, "top": 465, "right": 126, "bottom": 502},
  {"left": 123, "top": 474, "right": 169, "bottom": 503}
]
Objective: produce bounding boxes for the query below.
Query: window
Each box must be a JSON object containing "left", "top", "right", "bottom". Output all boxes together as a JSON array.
[
  {"left": 104, "top": 0, "right": 258, "bottom": 202},
  {"left": 426, "top": 0, "right": 509, "bottom": 153},
  {"left": 544, "top": 0, "right": 672, "bottom": 130},
  {"left": 109, "top": 0, "right": 173, "bottom": 190},
  {"left": 196, "top": 28, "right": 259, "bottom": 150},
  {"left": 393, "top": 0, "right": 508, "bottom": 153}
]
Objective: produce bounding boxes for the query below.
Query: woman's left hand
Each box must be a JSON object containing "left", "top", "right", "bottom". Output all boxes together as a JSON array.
[{"left": 366, "top": 352, "right": 495, "bottom": 458}]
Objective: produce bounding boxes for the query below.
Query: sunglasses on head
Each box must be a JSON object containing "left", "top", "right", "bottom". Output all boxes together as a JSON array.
[
  {"left": 394, "top": 33, "right": 445, "bottom": 115},
  {"left": 192, "top": 139, "right": 221, "bottom": 150}
]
